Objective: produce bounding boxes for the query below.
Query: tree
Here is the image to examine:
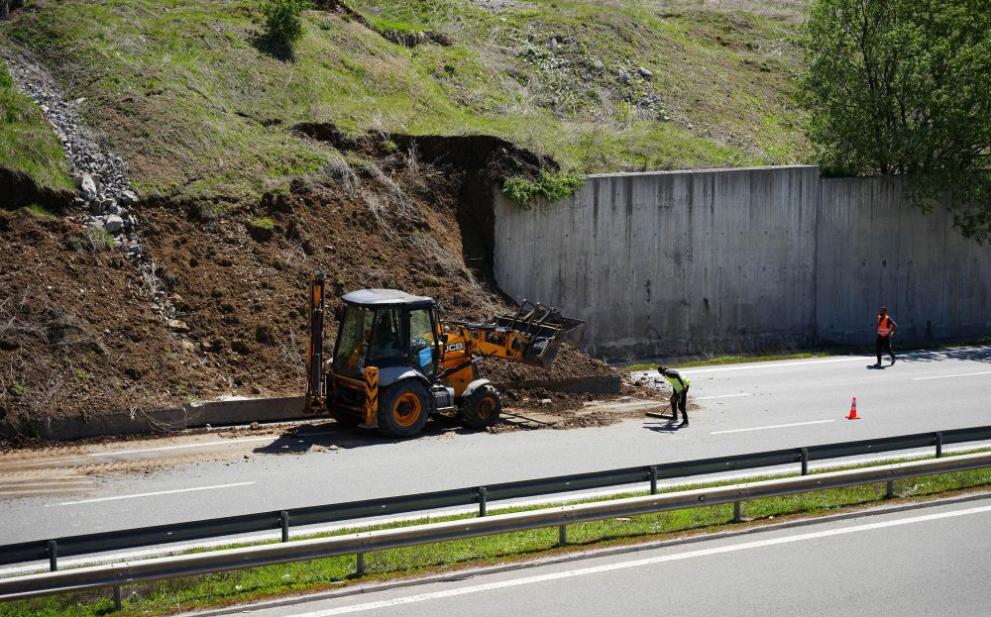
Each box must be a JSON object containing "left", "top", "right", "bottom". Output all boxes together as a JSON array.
[
  {"left": 263, "top": 0, "right": 309, "bottom": 49},
  {"left": 803, "top": 0, "right": 991, "bottom": 242}
]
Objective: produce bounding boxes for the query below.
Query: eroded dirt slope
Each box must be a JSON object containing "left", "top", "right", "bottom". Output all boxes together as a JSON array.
[{"left": 0, "top": 140, "right": 626, "bottom": 430}]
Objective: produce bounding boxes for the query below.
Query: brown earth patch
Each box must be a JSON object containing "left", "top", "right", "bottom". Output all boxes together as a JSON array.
[{"left": 1, "top": 136, "right": 625, "bottom": 441}]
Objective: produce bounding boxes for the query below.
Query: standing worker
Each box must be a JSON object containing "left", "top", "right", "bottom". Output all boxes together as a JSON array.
[
  {"left": 874, "top": 306, "right": 897, "bottom": 368},
  {"left": 657, "top": 366, "right": 690, "bottom": 426}
]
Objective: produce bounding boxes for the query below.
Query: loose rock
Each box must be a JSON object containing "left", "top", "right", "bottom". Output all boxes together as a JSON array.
[
  {"left": 80, "top": 173, "right": 97, "bottom": 198},
  {"left": 103, "top": 214, "right": 124, "bottom": 233}
]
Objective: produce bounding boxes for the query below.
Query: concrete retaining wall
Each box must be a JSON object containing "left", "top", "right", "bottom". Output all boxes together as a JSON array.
[
  {"left": 494, "top": 166, "right": 991, "bottom": 358},
  {"left": 815, "top": 177, "right": 991, "bottom": 345}
]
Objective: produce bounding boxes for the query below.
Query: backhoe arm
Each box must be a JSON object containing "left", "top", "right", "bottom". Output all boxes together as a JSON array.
[
  {"left": 444, "top": 301, "right": 584, "bottom": 369},
  {"left": 304, "top": 272, "right": 326, "bottom": 412}
]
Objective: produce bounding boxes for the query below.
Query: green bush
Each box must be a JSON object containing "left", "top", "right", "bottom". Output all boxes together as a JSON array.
[
  {"left": 263, "top": 0, "right": 309, "bottom": 47},
  {"left": 502, "top": 170, "right": 585, "bottom": 208},
  {"left": 251, "top": 216, "right": 275, "bottom": 230},
  {"left": 23, "top": 204, "right": 57, "bottom": 219}
]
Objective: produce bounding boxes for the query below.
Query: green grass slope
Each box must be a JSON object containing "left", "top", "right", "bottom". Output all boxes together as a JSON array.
[
  {"left": 1, "top": 0, "right": 809, "bottom": 203},
  {"left": 0, "top": 59, "right": 73, "bottom": 192}
]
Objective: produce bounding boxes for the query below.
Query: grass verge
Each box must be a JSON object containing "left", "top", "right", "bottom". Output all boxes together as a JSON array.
[
  {"left": 619, "top": 337, "right": 991, "bottom": 372},
  {"left": 621, "top": 351, "right": 834, "bottom": 372},
  {"left": 5, "top": 451, "right": 991, "bottom": 617},
  {"left": 0, "top": 59, "right": 74, "bottom": 193}
]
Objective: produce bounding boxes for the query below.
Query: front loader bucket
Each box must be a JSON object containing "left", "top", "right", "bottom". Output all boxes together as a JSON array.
[{"left": 495, "top": 301, "right": 585, "bottom": 369}]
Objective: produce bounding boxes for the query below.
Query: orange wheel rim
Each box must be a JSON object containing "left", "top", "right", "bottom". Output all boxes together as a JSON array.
[
  {"left": 477, "top": 396, "right": 496, "bottom": 420},
  {"left": 393, "top": 393, "right": 422, "bottom": 427}
]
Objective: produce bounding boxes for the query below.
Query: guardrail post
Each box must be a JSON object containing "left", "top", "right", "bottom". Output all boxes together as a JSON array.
[
  {"left": 800, "top": 448, "right": 809, "bottom": 476},
  {"left": 733, "top": 501, "right": 742, "bottom": 523},
  {"left": 356, "top": 552, "right": 365, "bottom": 576},
  {"left": 478, "top": 487, "right": 487, "bottom": 517},
  {"left": 112, "top": 584, "right": 122, "bottom": 611},
  {"left": 935, "top": 432, "right": 943, "bottom": 458},
  {"left": 47, "top": 540, "right": 58, "bottom": 572},
  {"left": 280, "top": 511, "right": 290, "bottom": 543},
  {"left": 558, "top": 525, "right": 567, "bottom": 546},
  {"left": 885, "top": 480, "right": 895, "bottom": 499},
  {"left": 649, "top": 466, "right": 658, "bottom": 495}
]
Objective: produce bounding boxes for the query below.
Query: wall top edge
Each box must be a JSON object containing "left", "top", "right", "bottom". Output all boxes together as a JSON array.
[{"left": 585, "top": 165, "right": 820, "bottom": 180}]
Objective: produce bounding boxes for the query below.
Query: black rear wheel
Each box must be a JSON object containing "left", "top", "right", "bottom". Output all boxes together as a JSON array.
[
  {"left": 377, "top": 380, "right": 431, "bottom": 437},
  {"left": 461, "top": 385, "right": 502, "bottom": 429}
]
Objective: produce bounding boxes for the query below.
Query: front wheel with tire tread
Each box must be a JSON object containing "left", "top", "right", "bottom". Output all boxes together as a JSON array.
[
  {"left": 461, "top": 385, "right": 502, "bottom": 428},
  {"left": 377, "top": 380, "right": 431, "bottom": 438}
]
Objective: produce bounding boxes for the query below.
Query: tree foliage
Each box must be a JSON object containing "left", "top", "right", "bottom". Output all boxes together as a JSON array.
[
  {"left": 803, "top": 0, "right": 991, "bottom": 241},
  {"left": 263, "top": 0, "right": 309, "bottom": 48}
]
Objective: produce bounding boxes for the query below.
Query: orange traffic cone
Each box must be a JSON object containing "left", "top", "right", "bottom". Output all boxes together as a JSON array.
[{"left": 846, "top": 396, "right": 860, "bottom": 420}]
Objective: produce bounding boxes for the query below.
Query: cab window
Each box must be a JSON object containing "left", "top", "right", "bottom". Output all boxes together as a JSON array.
[
  {"left": 333, "top": 306, "right": 374, "bottom": 376},
  {"left": 368, "top": 308, "right": 405, "bottom": 364},
  {"left": 408, "top": 308, "right": 436, "bottom": 375}
]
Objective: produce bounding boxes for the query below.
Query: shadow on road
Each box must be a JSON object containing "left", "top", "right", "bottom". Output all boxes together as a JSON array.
[
  {"left": 250, "top": 413, "right": 534, "bottom": 455},
  {"left": 893, "top": 345, "right": 991, "bottom": 364},
  {"left": 642, "top": 420, "right": 684, "bottom": 434}
]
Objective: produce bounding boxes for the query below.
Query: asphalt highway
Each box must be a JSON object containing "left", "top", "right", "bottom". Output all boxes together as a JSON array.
[
  {"left": 226, "top": 496, "right": 991, "bottom": 617},
  {"left": 1, "top": 345, "right": 989, "bottom": 545}
]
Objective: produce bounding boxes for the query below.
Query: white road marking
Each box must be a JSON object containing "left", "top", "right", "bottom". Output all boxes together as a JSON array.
[
  {"left": 912, "top": 371, "right": 991, "bottom": 382},
  {"left": 696, "top": 393, "right": 753, "bottom": 401},
  {"left": 710, "top": 419, "right": 835, "bottom": 435},
  {"left": 86, "top": 437, "right": 274, "bottom": 457},
  {"left": 282, "top": 503, "right": 991, "bottom": 616},
  {"left": 48, "top": 482, "right": 255, "bottom": 506}
]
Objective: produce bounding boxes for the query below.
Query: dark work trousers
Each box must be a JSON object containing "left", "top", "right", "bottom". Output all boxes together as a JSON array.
[
  {"left": 670, "top": 386, "right": 689, "bottom": 422},
  {"left": 876, "top": 335, "right": 895, "bottom": 364}
]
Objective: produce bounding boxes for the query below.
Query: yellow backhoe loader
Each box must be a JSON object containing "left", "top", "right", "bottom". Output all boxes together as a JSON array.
[{"left": 303, "top": 273, "right": 584, "bottom": 437}]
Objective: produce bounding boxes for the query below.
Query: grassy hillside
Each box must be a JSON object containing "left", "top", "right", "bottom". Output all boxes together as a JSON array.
[
  {"left": 0, "top": 58, "right": 73, "bottom": 191},
  {"left": 0, "top": 0, "right": 809, "bottom": 204}
]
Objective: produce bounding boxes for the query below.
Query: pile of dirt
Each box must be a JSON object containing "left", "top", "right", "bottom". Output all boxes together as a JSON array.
[
  {"left": 482, "top": 344, "right": 618, "bottom": 390},
  {"left": 0, "top": 133, "right": 622, "bottom": 432}
]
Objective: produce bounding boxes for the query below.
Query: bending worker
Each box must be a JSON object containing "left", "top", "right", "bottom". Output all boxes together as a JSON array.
[
  {"left": 657, "top": 366, "right": 690, "bottom": 426},
  {"left": 874, "top": 306, "right": 897, "bottom": 368}
]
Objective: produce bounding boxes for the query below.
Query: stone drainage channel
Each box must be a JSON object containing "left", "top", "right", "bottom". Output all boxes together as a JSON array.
[{"left": 3, "top": 49, "right": 177, "bottom": 322}]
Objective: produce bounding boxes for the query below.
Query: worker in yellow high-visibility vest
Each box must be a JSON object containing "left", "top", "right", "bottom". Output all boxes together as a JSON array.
[{"left": 657, "top": 366, "right": 690, "bottom": 426}]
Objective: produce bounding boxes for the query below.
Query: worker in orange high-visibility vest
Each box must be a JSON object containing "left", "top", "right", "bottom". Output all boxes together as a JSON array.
[{"left": 874, "top": 306, "right": 897, "bottom": 368}]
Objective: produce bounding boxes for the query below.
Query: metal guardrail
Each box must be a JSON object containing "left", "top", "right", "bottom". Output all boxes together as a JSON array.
[
  {"left": 2, "top": 450, "right": 991, "bottom": 603},
  {"left": 2, "top": 425, "right": 990, "bottom": 572}
]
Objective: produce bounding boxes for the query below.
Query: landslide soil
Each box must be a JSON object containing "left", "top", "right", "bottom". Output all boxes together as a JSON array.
[{"left": 0, "top": 144, "right": 627, "bottom": 433}]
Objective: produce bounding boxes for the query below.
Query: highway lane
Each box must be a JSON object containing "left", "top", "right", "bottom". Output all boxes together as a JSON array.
[
  {"left": 0, "top": 346, "right": 988, "bottom": 545},
  {"left": 225, "top": 496, "right": 991, "bottom": 617}
]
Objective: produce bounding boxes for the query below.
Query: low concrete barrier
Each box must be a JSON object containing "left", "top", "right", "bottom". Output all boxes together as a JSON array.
[
  {"left": 1, "top": 376, "right": 622, "bottom": 442},
  {"left": 0, "top": 396, "right": 307, "bottom": 441}
]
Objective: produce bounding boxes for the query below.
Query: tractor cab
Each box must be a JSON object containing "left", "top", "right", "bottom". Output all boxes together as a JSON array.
[
  {"left": 332, "top": 289, "right": 441, "bottom": 380},
  {"left": 315, "top": 288, "right": 455, "bottom": 437}
]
